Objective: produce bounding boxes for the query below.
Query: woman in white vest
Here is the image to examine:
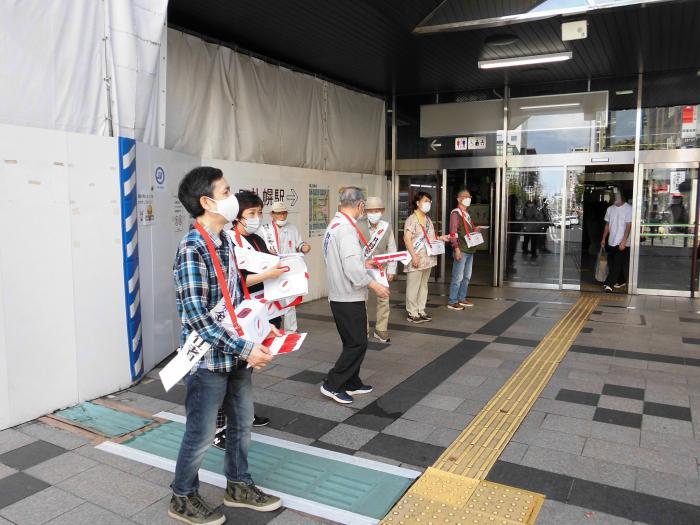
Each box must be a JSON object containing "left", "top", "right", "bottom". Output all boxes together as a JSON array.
[
  {"left": 404, "top": 192, "right": 450, "bottom": 323},
  {"left": 359, "top": 196, "right": 397, "bottom": 343},
  {"left": 259, "top": 201, "right": 310, "bottom": 332}
]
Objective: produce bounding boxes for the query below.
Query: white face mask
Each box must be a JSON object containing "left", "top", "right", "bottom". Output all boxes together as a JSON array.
[
  {"left": 367, "top": 212, "right": 382, "bottom": 224},
  {"left": 275, "top": 219, "right": 287, "bottom": 227},
  {"left": 461, "top": 198, "right": 471, "bottom": 207},
  {"left": 243, "top": 217, "right": 261, "bottom": 234},
  {"left": 421, "top": 202, "right": 432, "bottom": 214},
  {"left": 207, "top": 195, "right": 239, "bottom": 222}
]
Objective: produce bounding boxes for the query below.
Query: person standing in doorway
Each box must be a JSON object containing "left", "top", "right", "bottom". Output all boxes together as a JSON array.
[
  {"left": 447, "top": 189, "right": 480, "bottom": 310},
  {"left": 522, "top": 199, "right": 543, "bottom": 259},
  {"left": 404, "top": 192, "right": 450, "bottom": 323},
  {"left": 260, "top": 201, "right": 311, "bottom": 331},
  {"left": 601, "top": 187, "right": 633, "bottom": 292},
  {"left": 321, "top": 187, "right": 389, "bottom": 404},
  {"left": 359, "top": 196, "right": 397, "bottom": 343}
]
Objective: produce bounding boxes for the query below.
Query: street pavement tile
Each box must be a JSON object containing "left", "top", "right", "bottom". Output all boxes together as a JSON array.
[
  {"left": 310, "top": 440, "right": 356, "bottom": 456},
  {"left": 535, "top": 500, "right": 632, "bottom": 525},
  {"left": 73, "top": 444, "right": 152, "bottom": 475},
  {"left": 0, "top": 441, "right": 67, "bottom": 471},
  {"left": 424, "top": 427, "right": 461, "bottom": 448},
  {"left": 636, "top": 468, "right": 700, "bottom": 507},
  {"left": 0, "top": 429, "right": 36, "bottom": 455},
  {"left": 0, "top": 463, "right": 16, "bottom": 481},
  {"left": 597, "top": 395, "right": 644, "bottom": 414},
  {"left": 641, "top": 430, "right": 700, "bottom": 459},
  {"left": 383, "top": 419, "right": 436, "bottom": 442},
  {"left": 129, "top": 380, "right": 186, "bottom": 405},
  {"left": 642, "top": 415, "right": 694, "bottom": 438},
  {"left": 643, "top": 401, "right": 692, "bottom": 421},
  {"left": 0, "top": 472, "right": 50, "bottom": 510},
  {"left": 476, "top": 301, "right": 537, "bottom": 335},
  {"left": 402, "top": 404, "right": 474, "bottom": 431},
  {"left": 417, "top": 393, "right": 464, "bottom": 411},
  {"left": 319, "top": 424, "right": 377, "bottom": 450},
  {"left": 602, "top": 384, "right": 645, "bottom": 400},
  {"left": 24, "top": 451, "right": 98, "bottom": 485},
  {"left": 16, "top": 422, "right": 90, "bottom": 450},
  {"left": 287, "top": 370, "right": 326, "bottom": 384},
  {"left": 486, "top": 460, "right": 574, "bottom": 502},
  {"left": 278, "top": 397, "right": 354, "bottom": 422},
  {"left": 513, "top": 427, "right": 586, "bottom": 455},
  {"left": 593, "top": 408, "right": 643, "bottom": 429},
  {"left": 0, "top": 486, "right": 83, "bottom": 525},
  {"left": 276, "top": 413, "right": 337, "bottom": 440},
  {"left": 541, "top": 414, "right": 593, "bottom": 437},
  {"left": 555, "top": 389, "right": 600, "bottom": 406},
  {"left": 44, "top": 502, "right": 135, "bottom": 525},
  {"left": 494, "top": 336, "right": 538, "bottom": 347},
  {"left": 57, "top": 464, "right": 170, "bottom": 517},
  {"left": 567, "top": 478, "right": 700, "bottom": 525},
  {"left": 497, "top": 441, "right": 529, "bottom": 464},
  {"left": 268, "top": 510, "right": 326, "bottom": 524},
  {"left": 582, "top": 438, "right": 699, "bottom": 479},
  {"left": 520, "top": 445, "right": 637, "bottom": 490},
  {"left": 589, "top": 422, "right": 640, "bottom": 446},
  {"left": 360, "top": 433, "right": 443, "bottom": 468}
]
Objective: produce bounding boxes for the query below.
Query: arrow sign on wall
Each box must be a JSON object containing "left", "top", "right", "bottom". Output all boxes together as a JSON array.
[
  {"left": 430, "top": 139, "right": 442, "bottom": 151},
  {"left": 286, "top": 188, "right": 298, "bottom": 206}
]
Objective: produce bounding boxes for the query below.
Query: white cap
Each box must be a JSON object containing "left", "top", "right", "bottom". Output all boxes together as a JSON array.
[{"left": 270, "top": 201, "right": 288, "bottom": 213}]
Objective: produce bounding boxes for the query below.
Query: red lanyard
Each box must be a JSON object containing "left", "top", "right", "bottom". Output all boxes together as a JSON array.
[
  {"left": 272, "top": 222, "right": 281, "bottom": 252},
  {"left": 339, "top": 212, "right": 384, "bottom": 274},
  {"left": 339, "top": 212, "right": 370, "bottom": 248},
  {"left": 458, "top": 210, "right": 474, "bottom": 238},
  {"left": 419, "top": 215, "right": 437, "bottom": 242},
  {"left": 194, "top": 221, "right": 244, "bottom": 337}
]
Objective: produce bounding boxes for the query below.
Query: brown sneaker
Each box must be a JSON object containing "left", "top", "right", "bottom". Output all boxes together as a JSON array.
[
  {"left": 224, "top": 481, "right": 281, "bottom": 512},
  {"left": 168, "top": 492, "right": 225, "bottom": 525},
  {"left": 407, "top": 314, "right": 428, "bottom": 324},
  {"left": 447, "top": 303, "right": 465, "bottom": 311},
  {"left": 373, "top": 330, "right": 391, "bottom": 343},
  {"left": 459, "top": 300, "right": 474, "bottom": 307}
]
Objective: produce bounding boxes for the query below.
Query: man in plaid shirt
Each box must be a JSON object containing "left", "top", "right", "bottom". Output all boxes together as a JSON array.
[{"left": 169, "top": 167, "right": 281, "bottom": 525}]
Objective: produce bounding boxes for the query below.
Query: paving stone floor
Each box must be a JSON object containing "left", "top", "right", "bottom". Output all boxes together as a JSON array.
[{"left": 1, "top": 283, "right": 699, "bottom": 524}]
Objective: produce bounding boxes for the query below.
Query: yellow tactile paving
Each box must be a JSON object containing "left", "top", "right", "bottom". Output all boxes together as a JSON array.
[
  {"left": 382, "top": 468, "right": 544, "bottom": 525},
  {"left": 380, "top": 295, "right": 601, "bottom": 525}
]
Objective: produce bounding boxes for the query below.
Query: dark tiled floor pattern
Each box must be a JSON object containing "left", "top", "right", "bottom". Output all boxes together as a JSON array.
[{"left": 556, "top": 385, "right": 694, "bottom": 430}]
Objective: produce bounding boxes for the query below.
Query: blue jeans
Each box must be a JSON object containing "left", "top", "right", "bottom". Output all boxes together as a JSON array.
[
  {"left": 448, "top": 252, "right": 474, "bottom": 304},
  {"left": 171, "top": 367, "right": 254, "bottom": 496}
]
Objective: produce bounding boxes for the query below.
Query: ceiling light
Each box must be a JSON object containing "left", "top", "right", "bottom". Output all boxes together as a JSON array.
[
  {"left": 478, "top": 52, "right": 572, "bottom": 70},
  {"left": 615, "top": 90, "right": 634, "bottom": 95},
  {"left": 519, "top": 102, "right": 580, "bottom": 110}
]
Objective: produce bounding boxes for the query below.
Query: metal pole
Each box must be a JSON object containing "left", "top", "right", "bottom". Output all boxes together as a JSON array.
[
  {"left": 391, "top": 95, "right": 397, "bottom": 241},
  {"left": 691, "top": 171, "right": 700, "bottom": 297},
  {"left": 629, "top": 72, "right": 644, "bottom": 294},
  {"left": 497, "top": 83, "right": 510, "bottom": 286}
]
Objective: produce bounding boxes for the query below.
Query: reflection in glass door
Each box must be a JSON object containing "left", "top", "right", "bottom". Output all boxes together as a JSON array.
[
  {"left": 637, "top": 165, "right": 699, "bottom": 294},
  {"left": 504, "top": 167, "right": 564, "bottom": 287},
  {"left": 396, "top": 172, "right": 444, "bottom": 280}
]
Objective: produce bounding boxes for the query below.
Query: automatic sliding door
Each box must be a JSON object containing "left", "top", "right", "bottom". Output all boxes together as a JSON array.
[
  {"left": 637, "top": 165, "right": 699, "bottom": 294},
  {"left": 504, "top": 167, "right": 564, "bottom": 287}
]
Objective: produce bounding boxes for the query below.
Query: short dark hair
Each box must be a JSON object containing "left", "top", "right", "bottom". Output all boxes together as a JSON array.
[
  {"left": 178, "top": 166, "right": 223, "bottom": 218},
  {"left": 412, "top": 191, "right": 432, "bottom": 210},
  {"left": 236, "top": 190, "right": 264, "bottom": 219}
]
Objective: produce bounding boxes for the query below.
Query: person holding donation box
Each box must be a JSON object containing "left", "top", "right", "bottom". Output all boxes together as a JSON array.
[
  {"left": 359, "top": 196, "right": 397, "bottom": 343},
  {"left": 169, "top": 167, "right": 280, "bottom": 525},
  {"left": 260, "top": 201, "right": 310, "bottom": 332},
  {"left": 321, "top": 187, "right": 389, "bottom": 404},
  {"left": 211, "top": 190, "right": 283, "bottom": 451},
  {"left": 404, "top": 191, "right": 450, "bottom": 324},
  {"left": 447, "top": 189, "right": 482, "bottom": 311}
]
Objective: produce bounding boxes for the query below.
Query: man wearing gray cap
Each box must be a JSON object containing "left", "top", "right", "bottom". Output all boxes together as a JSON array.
[
  {"left": 359, "top": 196, "right": 397, "bottom": 343},
  {"left": 260, "top": 201, "right": 311, "bottom": 332},
  {"left": 321, "top": 187, "right": 390, "bottom": 404}
]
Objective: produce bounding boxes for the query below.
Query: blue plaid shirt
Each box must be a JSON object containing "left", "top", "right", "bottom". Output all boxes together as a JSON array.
[{"left": 174, "top": 223, "right": 254, "bottom": 372}]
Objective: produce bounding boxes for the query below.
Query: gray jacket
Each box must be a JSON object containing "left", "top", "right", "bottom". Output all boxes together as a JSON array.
[{"left": 323, "top": 212, "right": 373, "bottom": 302}]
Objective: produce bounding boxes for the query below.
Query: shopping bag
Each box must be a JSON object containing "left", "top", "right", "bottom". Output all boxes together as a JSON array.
[{"left": 595, "top": 246, "right": 609, "bottom": 282}]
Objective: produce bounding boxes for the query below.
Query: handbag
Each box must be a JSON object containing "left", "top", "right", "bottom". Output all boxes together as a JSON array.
[{"left": 595, "top": 246, "right": 609, "bottom": 282}]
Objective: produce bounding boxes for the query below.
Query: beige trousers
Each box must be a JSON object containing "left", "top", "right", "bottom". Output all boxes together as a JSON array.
[
  {"left": 367, "top": 294, "right": 391, "bottom": 333},
  {"left": 405, "top": 268, "right": 432, "bottom": 317}
]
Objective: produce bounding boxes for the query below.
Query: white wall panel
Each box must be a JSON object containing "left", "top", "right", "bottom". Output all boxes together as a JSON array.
[
  {"left": 0, "top": 125, "right": 79, "bottom": 425},
  {"left": 67, "top": 133, "right": 131, "bottom": 400}
]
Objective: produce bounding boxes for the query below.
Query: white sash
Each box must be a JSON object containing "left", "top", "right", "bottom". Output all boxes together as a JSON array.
[
  {"left": 411, "top": 216, "right": 433, "bottom": 254},
  {"left": 260, "top": 223, "right": 278, "bottom": 253},
  {"left": 363, "top": 220, "right": 388, "bottom": 259},
  {"left": 226, "top": 229, "right": 254, "bottom": 251}
]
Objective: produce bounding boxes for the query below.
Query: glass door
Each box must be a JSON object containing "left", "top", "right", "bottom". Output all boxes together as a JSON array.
[
  {"left": 445, "top": 169, "right": 497, "bottom": 286},
  {"left": 636, "top": 164, "right": 700, "bottom": 295},
  {"left": 396, "top": 171, "right": 444, "bottom": 281},
  {"left": 503, "top": 167, "right": 564, "bottom": 287}
]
